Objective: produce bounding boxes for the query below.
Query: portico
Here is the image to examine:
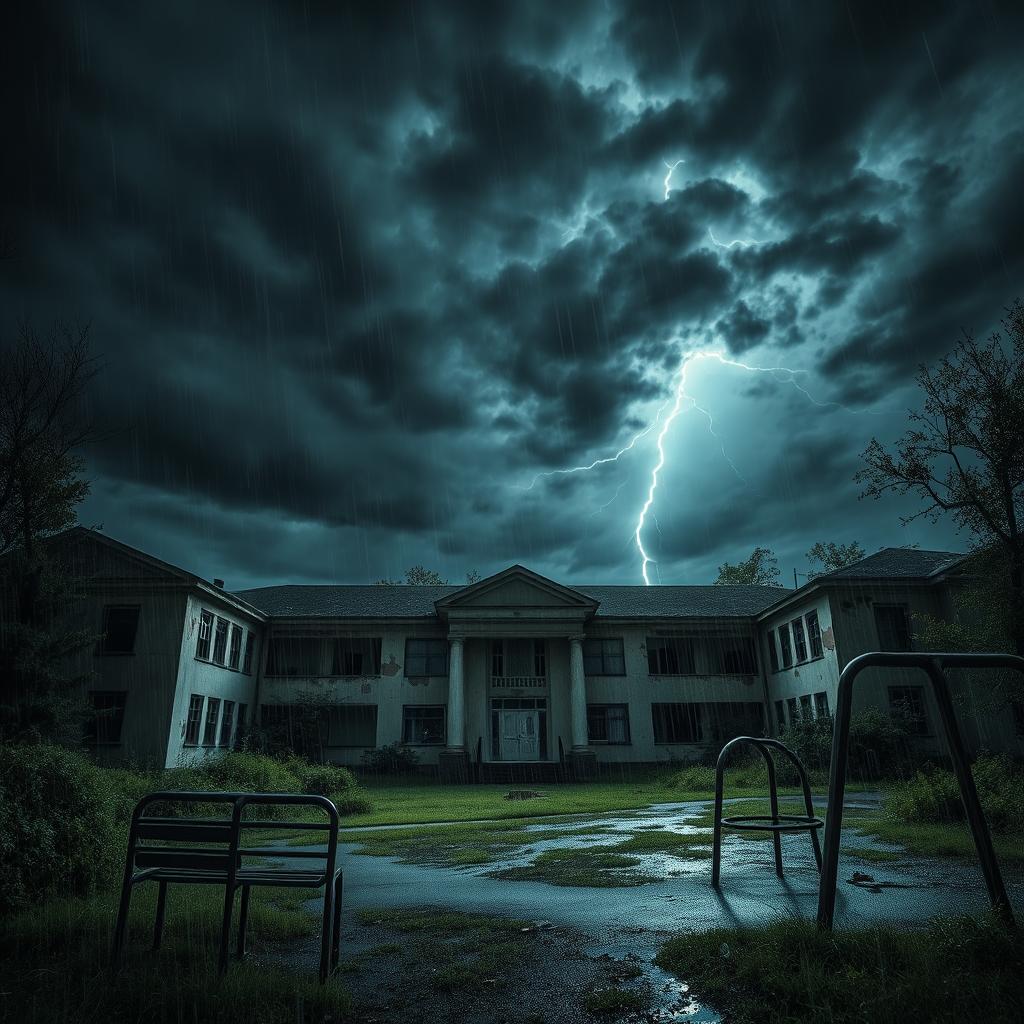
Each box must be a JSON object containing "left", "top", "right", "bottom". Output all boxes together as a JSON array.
[{"left": 434, "top": 566, "right": 600, "bottom": 781}]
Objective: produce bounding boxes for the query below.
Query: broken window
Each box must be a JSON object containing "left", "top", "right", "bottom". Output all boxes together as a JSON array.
[
  {"left": 706, "top": 636, "right": 757, "bottom": 674},
  {"left": 98, "top": 605, "right": 141, "bottom": 655},
  {"left": 332, "top": 637, "right": 383, "bottom": 675},
  {"left": 874, "top": 604, "right": 912, "bottom": 652},
  {"left": 196, "top": 610, "right": 213, "bottom": 660},
  {"left": 791, "top": 618, "right": 808, "bottom": 662},
  {"left": 266, "top": 638, "right": 324, "bottom": 676},
  {"left": 646, "top": 637, "right": 696, "bottom": 675},
  {"left": 212, "top": 618, "right": 229, "bottom": 665},
  {"left": 805, "top": 610, "right": 824, "bottom": 659}
]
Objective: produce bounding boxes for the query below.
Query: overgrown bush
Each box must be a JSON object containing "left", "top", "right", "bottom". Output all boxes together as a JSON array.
[
  {"left": 885, "top": 752, "right": 1024, "bottom": 834},
  {"left": 361, "top": 743, "right": 420, "bottom": 775},
  {"left": 669, "top": 763, "right": 716, "bottom": 791},
  {"left": 779, "top": 714, "right": 835, "bottom": 771},
  {"left": 0, "top": 744, "right": 120, "bottom": 912}
]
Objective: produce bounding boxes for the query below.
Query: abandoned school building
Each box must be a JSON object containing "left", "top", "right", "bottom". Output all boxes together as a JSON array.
[{"left": 29, "top": 527, "right": 1024, "bottom": 779}]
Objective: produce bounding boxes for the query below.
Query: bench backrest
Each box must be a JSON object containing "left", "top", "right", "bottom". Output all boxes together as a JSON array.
[{"left": 125, "top": 791, "right": 340, "bottom": 881}]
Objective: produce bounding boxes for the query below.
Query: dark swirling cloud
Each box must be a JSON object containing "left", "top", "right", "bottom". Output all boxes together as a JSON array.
[{"left": 2, "top": 0, "right": 1022, "bottom": 587}]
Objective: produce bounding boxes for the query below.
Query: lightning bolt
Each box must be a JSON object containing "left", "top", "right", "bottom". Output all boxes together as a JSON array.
[
  {"left": 663, "top": 159, "right": 685, "bottom": 201},
  {"left": 707, "top": 227, "right": 762, "bottom": 249}
]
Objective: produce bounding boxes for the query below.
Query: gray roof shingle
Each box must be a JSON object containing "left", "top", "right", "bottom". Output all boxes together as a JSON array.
[
  {"left": 817, "top": 547, "right": 965, "bottom": 580},
  {"left": 230, "top": 583, "right": 790, "bottom": 619}
]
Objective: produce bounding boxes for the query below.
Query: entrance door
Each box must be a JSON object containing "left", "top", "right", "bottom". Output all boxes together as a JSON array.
[{"left": 499, "top": 710, "right": 540, "bottom": 761}]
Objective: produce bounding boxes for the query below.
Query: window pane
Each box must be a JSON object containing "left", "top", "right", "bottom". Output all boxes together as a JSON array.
[
  {"left": 402, "top": 705, "right": 445, "bottom": 744},
  {"left": 651, "top": 702, "right": 702, "bottom": 742},
  {"left": 267, "top": 638, "right": 323, "bottom": 675},
  {"left": 85, "top": 691, "right": 127, "bottom": 744},
  {"left": 203, "top": 698, "right": 221, "bottom": 745},
  {"left": 242, "top": 632, "right": 254, "bottom": 673},
  {"left": 805, "top": 611, "right": 823, "bottom": 659},
  {"left": 196, "top": 610, "right": 213, "bottom": 660},
  {"left": 791, "top": 619, "right": 808, "bottom": 662},
  {"left": 212, "top": 619, "right": 229, "bottom": 664},
  {"left": 874, "top": 605, "right": 911, "bottom": 652},
  {"left": 228, "top": 626, "right": 242, "bottom": 669},
  {"left": 219, "top": 700, "right": 236, "bottom": 746},
  {"left": 332, "top": 637, "right": 382, "bottom": 675},
  {"left": 646, "top": 637, "right": 695, "bottom": 675},
  {"left": 185, "top": 695, "right": 204, "bottom": 745},
  {"left": 405, "top": 638, "right": 449, "bottom": 677},
  {"left": 100, "top": 606, "right": 140, "bottom": 655},
  {"left": 778, "top": 626, "right": 793, "bottom": 667}
]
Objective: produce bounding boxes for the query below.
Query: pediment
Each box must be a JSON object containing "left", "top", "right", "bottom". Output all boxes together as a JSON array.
[
  {"left": 46, "top": 528, "right": 192, "bottom": 583},
  {"left": 436, "top": 565, "right": 598, "bottom": 612}
]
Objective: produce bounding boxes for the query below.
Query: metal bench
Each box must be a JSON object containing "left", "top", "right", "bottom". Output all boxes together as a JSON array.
[
  {"left": 111, "top": 791, "right": 342, "bottom": 982},
  {"left": 712, "top": 736, "right": 823, "bottom": 887}
]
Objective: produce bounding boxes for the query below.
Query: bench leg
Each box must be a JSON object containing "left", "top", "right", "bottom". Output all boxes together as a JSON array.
[
  {"left": 331, "top": 874, "right": 343, "bottom": 969},
  {"left": 152, "top": 881, "right": 168, "bottom": 951},
  {"left": 111, "top": 877, "right": 135, "bottom": 965},
  {"left": 319, "top": 883, "right": 334, "bottom": 984},
  {"left": 236, "top": 885, "right": 251, "bottom": 959},
  {"left": 218, "top": 885, "right": 236, "bottom": 977}
]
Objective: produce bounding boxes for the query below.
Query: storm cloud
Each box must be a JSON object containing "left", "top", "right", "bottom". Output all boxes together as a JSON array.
[{"left": 3, "top": 1, "right": 1022, "bottom": 587}]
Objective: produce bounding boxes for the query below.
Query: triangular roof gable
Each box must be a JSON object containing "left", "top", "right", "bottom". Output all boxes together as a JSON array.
[
  {"left": 45, "top": 527, "right": 197, "bottom": 582},
  {"left": 435, "top": 565, "right": 599, "bottom": 612}
]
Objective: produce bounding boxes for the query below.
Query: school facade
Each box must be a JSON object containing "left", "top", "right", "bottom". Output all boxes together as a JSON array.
[{"left": 27, "top": 528, "right": 1024, "bottom": 776}]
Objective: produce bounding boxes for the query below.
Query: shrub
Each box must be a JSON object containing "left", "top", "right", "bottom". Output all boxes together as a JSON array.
[
  {"left": 669, "top": 764, "right": 716, "bottom": 791},
  {"left": 885, "top": 752, "right": 1024, "bottom": 834},
  {"left": 184, "top": 751, "right": 304, "bottom": 793},
  {"left": 361, "top": 743, "right": 420, "bottom": 775},
  {"left": 779, "top": 714, "right": 835, "bottom": 771},
  {"left": 286, "top": 759, "right": 357, "bottom": 796},
  {"left": 0, "top": 744, "right": 120, "bottom": 912}
]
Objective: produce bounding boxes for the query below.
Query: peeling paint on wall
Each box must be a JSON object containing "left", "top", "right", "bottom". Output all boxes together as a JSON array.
[{"left": 822, "top": 625, "right": 836, "bottom": 651}]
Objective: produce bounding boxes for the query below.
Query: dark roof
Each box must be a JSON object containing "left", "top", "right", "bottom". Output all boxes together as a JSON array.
[
  {"left": 231, "top": 583, "right": 789, "bottom": 619},
  {"left": 816, "top": 547, "right": 966, "bottom": 580}
]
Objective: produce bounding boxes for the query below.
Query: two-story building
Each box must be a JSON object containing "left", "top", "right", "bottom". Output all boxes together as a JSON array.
[{"left": 12, "top": 528, "right": 1021, "bottom": 777}]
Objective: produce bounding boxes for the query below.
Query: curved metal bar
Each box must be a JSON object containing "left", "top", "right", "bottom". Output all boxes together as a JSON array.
[
  {"left": 816, "top": 651, "right": 1024, "bottom": 930},
  {"left": 713, "top": 735, "right": 822, "bottom": 885}
]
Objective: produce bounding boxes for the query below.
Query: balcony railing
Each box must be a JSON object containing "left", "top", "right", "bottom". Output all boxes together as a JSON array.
[{"left": 490, "top": 674, "right": 547, "bottom": 689}]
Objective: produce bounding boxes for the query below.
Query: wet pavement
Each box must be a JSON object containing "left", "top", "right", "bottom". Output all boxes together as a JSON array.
[{"left": 272, "top": 795, "right": 1023, "bottom": 1022}]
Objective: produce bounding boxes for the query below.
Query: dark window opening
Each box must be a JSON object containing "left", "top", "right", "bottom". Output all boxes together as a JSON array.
[
  {"left": 85, "top": 691, "right": 127, "bottom": 744},
  {"left": 219, "top": 700, "right": 236, "bottom": 746},
  {"left": 203, "top": 697, "right": 221, "bottom": 745},
  {"left": 651, "top": 702, "right": 702, "bottom": 743},
  {"left": 805, "top": 611, "right": 824, "bottom": 659},
  {"left": 212, "top": 618, "right": 229, "bottom": 665},
  {"left": 332, "top": 637, "right": 383, "bottom": 676},
  {"left": 778, "top": 626, "right": 793, "bottom": 668},
  {"left": 99, "top": 606, "right": 140, "bottom": 655},
  {"left": 242, "top": 632, "right": 255, "bottom": 674},
  {"left": 583, "top": 638, "right": 626, "bottom": 675},
  {"left": 767, "top": 634, "right": 780, "bottom": 673},
  {"left": 228, "top": 625, "right": 242, "bottom": 670},
  {"left": 707, "top": 636, "right": 757, "bottom": 674},
  {"left": 888, "top": 685, "right": 930, "bottom": 735},
  {"left": 402, "top": 705, "right": 445, "bottom": 744},
  {"left": 196, "top": 611, "right": 213, "bottom": 660},
  {"left": 874, "top": 604, "right": 912, "bottom": 652},
  {"left": 646, "top": 637, "right": 696, "bottom": 675},
  {"left": 814, "top": 691, "right": 829, "bottom": 718},
  {"left": 791, "top": 619, "right": 808, "bottom": 663},
  {"left": 184, "top": 694, "right": 204, "bottom": 745},
  {"left": 587, "top": 704, "right": 630, "bottom": 744},
  {"left": 266, "top": 638, "right": 324, "bottom": 676}
]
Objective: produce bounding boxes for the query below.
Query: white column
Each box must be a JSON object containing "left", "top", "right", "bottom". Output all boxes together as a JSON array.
[
  {"left": 569, "top": 636, "right": 589, "bottom": 750},
  {"left": 447, "top": 637, "right": 465, "bottom": 750}
]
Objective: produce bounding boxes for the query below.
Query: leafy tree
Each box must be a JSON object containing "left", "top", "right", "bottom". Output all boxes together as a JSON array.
[
  {"left": 0, "top": 323, "right": 99, "bottom": 742},
  {"left": 806, "top": 540, "right": 866, "bottom": 578},
  {"left": 856, "top": 300, "right": 1024, "bottom": 654},
  {"left": 714, "top": 546, "right": 781, "bottom": 586}
]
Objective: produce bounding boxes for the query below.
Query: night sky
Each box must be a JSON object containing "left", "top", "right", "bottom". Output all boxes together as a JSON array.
[{"left": 3, "top": 2, "right": 1023, "bottom": 589}]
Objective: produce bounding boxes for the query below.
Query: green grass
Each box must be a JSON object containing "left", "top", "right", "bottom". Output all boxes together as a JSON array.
[
  {"left": 583, "top": 987, "right": 646, "bottom": 1015},
  {"left": 851, "top": 814, "right": 1024, "bottom": 863},
  {"left": 0, "top": 884, "right": 349, "bottom": 1024},
  {"left": 487, "top": 847, "right": 658, "bottom": 887},
  {"left": 656, "top": 915, "right": 1024, "bottom": 1024},
  {"left": 609, "top": 827, "right": 713, "bottom": 857},
  {"left": 345, "top": 770, "right": 853, "bottom": 827}
]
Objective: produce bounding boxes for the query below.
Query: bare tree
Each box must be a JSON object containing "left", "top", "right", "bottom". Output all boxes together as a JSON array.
[
  {"left": 0, "top": 322, "right": 100, "bottom": 562},
  {"left": 856, "top": 300, "right": 1024, "bottom": 654}
]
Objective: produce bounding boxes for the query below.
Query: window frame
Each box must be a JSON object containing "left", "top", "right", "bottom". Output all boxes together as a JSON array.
[
  {"left": 646, "top": 637, "right": 697, "bottom": 676},
  {"left": 778, "top": 625, "right": 793, "bottom": 668},
  {"left": 805, "top": 610, "right": 824, "bottom": 659},
  {"left": 583, "top": 638, "right": 626, "bottom": 676},
  {"left": 401, "top": 705, "right": 446, "bottom": 745},
  {"left": 85, "top": 691, "right": 128, "bottom": 744},
  {"left": 196, "top": 610, "right": 213, "bottom": 660},
  {"left": 888, "top": 684, "right": 931, "bottom": 736},
  {"left": 228, "top": 625, "right": 242, "bottom": 670},
  {"left": 651, "top": 702, "right": 702, "bottom": 743},
  {"left": 586, "top": 703, "right": 631, "bottom": 744},
  {"left": 219, "top": 699, "right": 236, "bottom": 747},
  {"left": 212, "top": 617, "right": 229, "bottom": 666},
  {"left": 766, "top": 633, "right": 780, "bottom": 673},
  {"left": 814, "top": 691, "right": 829, "bottom": 718},
  {"left": 405, "top": 638, "right": 449, "bottom": 677},
  {"left": 184, "top": 694, "right": 205, "bottom": 746},
  {"left": 331, "top": 637, "right": 383, "bottom": 677},
  {"left": 791, "top": 618, "right": 808, "bottom": 663},
  {"left": 242, "top": 631, "right": 254, "bottom": 674},
  {"left": 203, "top": 697, "right": 221, "bottom": 746}
]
